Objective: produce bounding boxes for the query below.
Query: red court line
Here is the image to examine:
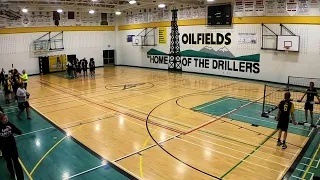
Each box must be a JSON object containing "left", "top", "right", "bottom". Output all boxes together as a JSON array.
[
  {"left": 183, "top": 93, "right": 271, "bottom": 135},
  {"left": 35, "top": 79, "right": 185, "bottom": 134}
]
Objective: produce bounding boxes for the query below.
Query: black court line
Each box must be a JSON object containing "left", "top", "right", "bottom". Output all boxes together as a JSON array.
[
  {"left": 283, "top": 122, "right": 320, "bottom": 179},
  {"left": 30, "top": 107, "right": 139, "bottom": 180},
  {"left": 144, "top": 82, "right": 241, "bottom": 180}
]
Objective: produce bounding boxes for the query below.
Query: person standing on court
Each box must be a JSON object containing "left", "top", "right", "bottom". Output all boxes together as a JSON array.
[
  {"left": 275, "top": 92, "right": 297, "bottom": 149},
  {"left": 20, "top": 70, "right": 28, "bottom": 90},
  {"left": 0, "top": 113, "right": 24, "bottom": 180},
  {"left": 0, "top": 68, "right": 5, "bottom": 86},
  {"left": 11, "top": 69, "right": 21, "bottom": 101},
  {"left": 82, "top": 58, "right": 88, "bottom": 77},
  {"left": 4, "top": 74, "right": 13, "bottom": 104},
  {"left": 299, "top": 82, "right": 320, "bottom": 126},
  {"left": 89, "top": 58, "right": 95, "bottom": 77},
  {"left": 16, "top": 83, "right": 31, "bottom": 120}
]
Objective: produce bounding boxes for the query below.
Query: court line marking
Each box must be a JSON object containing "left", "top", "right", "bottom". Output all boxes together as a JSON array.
[
  {"left": 32, "top": 75, "right": 276, "bottom": 179},
  {"left": 107, "top": 96, "right": 299, "bottom": 156},
  {"left": 296, "top": 168, "right": 314, "bottom": 174},
  {"left": 307, "top": 117, "right": 320, "bottom": 137},
  {"left": 125, "top": 112, "right": 295, "bottom": 163},
  {"left": 30, "top": 82, "right": 117, "bottom": 116},
  {"left": 18, "top": 158, "right": 34, "bottom": 180},
  {"left": 139, "top": 127, "right": 161, "bottom": 178},
  {"left": 277, "top": 167, "right": 288, "bottom": 180},
  {"left": 184, "top": 133, "right": 294, "bottom": 165},
  {"left": 14, "top": 127, "right": 56, "bottom": 138},
  {"left": 300, "top": 162, "right": 317, "bottom": 168},
  {"left": 234, "top": 113, "right": 311, "bottom": 132},
  {"left": 290, "top": 137, "right": 309, "bottom": 161},
  {"left": 301, "top": 144, "right": 320, "bottom": 179},
  {"left": 65, "top": 134, "right": 179, "bottom": 180},
  {"left": 184, "top": 92, "right": 274, "bottom": 135},
  {"left": 144, "top": 84, "right": 278, "bottom": 179},
  {"left": 29, "top": 125, "right": 85, "bottom": 176},
  {"left": 193, "top": 97, "right": 231, "bottom": 111},
  {"left": 220, "top": 129, "right": 278, "bottom": 178},
  {"left": 178, "top": 137, "right": 283, "bottom": 173},
  {"left": 30, "top": 136, "right": 68, "bottom": 175},
  {"left": 34, "top": 80, "right": 184, "bottom": 134}
]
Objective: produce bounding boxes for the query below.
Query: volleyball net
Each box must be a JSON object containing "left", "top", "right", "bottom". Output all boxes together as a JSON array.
[{"left": 261, "top": 77, "right": 320, "bottom": 127}]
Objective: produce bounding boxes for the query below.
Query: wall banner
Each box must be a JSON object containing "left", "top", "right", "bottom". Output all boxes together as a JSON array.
[{"left": 159, "top": 27, "right": 167, "bottom": 44}]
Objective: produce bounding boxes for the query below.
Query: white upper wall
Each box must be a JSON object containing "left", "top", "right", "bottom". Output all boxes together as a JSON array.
[
  {"left": 116, "top": 24, "right": 320, "bottom": 84},
  {"left": 0, "top": 31, "right": 116, "bottom": 75}
]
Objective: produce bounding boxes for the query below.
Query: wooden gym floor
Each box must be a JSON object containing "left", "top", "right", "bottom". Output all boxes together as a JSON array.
[{"left": 2, "top": 66, "right": 319, "bottom": 180}]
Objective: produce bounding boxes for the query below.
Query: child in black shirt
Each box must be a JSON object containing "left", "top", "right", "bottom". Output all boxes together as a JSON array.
[{"left": 0, "top": 113, "right": 24, "bottom": 180}]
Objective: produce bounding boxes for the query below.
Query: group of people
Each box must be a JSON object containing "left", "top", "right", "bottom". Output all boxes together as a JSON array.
[
  {"left": 66, "top": 58, "right": 95, "bottom": 78},
  {"left": 275, "top": 82, "right": 319, "bottom": 149},
  {"left": 0, "top": 68, "right": 32, "bottom": 180}
]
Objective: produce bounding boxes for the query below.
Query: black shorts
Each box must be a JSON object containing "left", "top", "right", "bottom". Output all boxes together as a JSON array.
[
  {"left": 83, "top": 68, "right": 87, "bottom": 72},
  {"left": 90, "top": 68, "right": 95, "bottom": 72},
  {"left": 18, "top": 101, "right": 29, "bottom": 110},
  {"left": 277, "top": 119, "right": 289, "bottom": 131},
  {"left": 304, "top": 102, "right": 314, "bottom": 111},
  {"left": 77, "top": 68, "right": 81, "bottom": 73}
]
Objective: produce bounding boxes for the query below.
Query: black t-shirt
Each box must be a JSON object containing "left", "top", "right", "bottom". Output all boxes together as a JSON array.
[
  {"left": 82, "top": 60, "right": 88, "bottom": 69},
  {"left": 89, "top": 61, "right": 95, "bottom": 68},
  {"left": 306, "top": 88, "right": 318, "bottom": 102},
  {"left": 278, "top": 100, "right": 294, "bottom": 121},
  {"left": 0, "top": 71, "right": 4, "bottom": 79},
  {"left": 0, "top": 122, "right": 21, "bottom": 152}
]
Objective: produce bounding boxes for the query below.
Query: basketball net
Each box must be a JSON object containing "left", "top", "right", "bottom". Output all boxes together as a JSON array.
[{"left": 284, "top": 46, "right": 290, "bottom": 55}]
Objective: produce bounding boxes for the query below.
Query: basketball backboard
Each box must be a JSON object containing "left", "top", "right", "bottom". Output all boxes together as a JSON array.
[{"left": 277, "top": 35, "right": 300, "bottom": 52}]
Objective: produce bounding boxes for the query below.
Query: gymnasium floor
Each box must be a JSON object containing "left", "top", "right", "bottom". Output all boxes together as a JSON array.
[{"left": 0, "top": 66, "right": 319, "bottom": 180}]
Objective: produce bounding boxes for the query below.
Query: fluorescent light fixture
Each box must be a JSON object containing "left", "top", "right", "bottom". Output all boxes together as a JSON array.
[
  {"left": 57, "top": 9, "right": 63, "bottom": 13},
  {"left": 207, "top": 0, "right": 215, "bottom": 1},
  {"left": 158, "top": 4, "right": 165, "bottom": 8},
  {"left": 129, "top": 0, "right": 136, "bottom": 4},
  {"left": 89, "top": 10, "right": 95, "bottom": 14},
  {"left": 22, "top": 8, "right": 28, "bottom": 13},
  {"left": 115, "top": 11, "right": 121, "bottom": 15},
  {"left": 92, "top": 0, "right": 98, "bottom": 1}
]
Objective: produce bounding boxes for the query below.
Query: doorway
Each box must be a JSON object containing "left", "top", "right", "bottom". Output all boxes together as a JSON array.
[{"left": 103, "top": 50, "right": 115, "bottom": 65}]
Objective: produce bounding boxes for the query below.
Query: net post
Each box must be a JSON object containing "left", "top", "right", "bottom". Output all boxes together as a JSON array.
[
  {"left": 287, "top": 76, "right": 290, "bottom": 91},
  {"left": 262, "top": 84, "right": 267, "bottom": 114}
]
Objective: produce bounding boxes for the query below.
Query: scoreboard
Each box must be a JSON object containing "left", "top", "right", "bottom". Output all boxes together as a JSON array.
[{"left": 207, "top": 4, "right": 232, "bottom": 26}]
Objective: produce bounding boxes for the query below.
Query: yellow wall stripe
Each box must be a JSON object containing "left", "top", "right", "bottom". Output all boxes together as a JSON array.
[
  {"left": 0, "top": 26, "right": 115, "bottom": 34},
  {"left": 118, "top": 16, "right": 320, "bottom": 30}
]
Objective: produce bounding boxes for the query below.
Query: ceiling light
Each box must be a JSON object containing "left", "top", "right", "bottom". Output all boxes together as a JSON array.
[
  {"left": 57, "top": 9, "right": 63, "bottom": 13},
  {"left": 129, "top": 0, "right": 136, "bottom": 4},
  {"left": 89, "top": 10, "right": 95, "bottom": 14},
  {"left": 22, "top": 8, "right": 28, "bottom": 13},
  {"left": 115, "top": 11, "right": 121, "bottom": 15},
  {"left": 158, "top": 4, "right": 165, "bottom": 8},
  {"left": 92, "top": 0, "right": 98, "bottom": 1},
  {"left": 207, "top": 0, "right": 215, "bottom": 1}
]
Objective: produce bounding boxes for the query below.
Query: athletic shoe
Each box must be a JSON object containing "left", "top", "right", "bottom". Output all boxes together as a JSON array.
[
  {"left": 277, "top": 140, "right": 282, "bottom": 146},
  {"left": 282, "top": 143, "right": 287, "bottom": 149}
]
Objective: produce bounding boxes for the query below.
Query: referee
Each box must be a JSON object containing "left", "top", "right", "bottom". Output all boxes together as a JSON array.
[
  {"left": 299, "top": 82, "right": 320, "bottom": 125},
  {"left": 275, "top": 92, "right": 297, "bottom": 149}
]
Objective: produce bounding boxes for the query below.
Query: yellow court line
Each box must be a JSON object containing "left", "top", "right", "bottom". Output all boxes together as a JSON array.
[
  {"left": 18, "top": 158, "right": 34, "bottom": 180},
  {"left": 29, "top": 125, "right": 84, "bottom": 176},
  {"left": 30, "top": 136, "right": 67, "bottom": 175},
  {"left": 139, "top": 127, "right": 161, "bottom": 178},
  {"left": 302, "top": 144, "right": 320, "bottom": 179},
  {"left": 139, "top": 110, "right": 191, "bottom": 178}
]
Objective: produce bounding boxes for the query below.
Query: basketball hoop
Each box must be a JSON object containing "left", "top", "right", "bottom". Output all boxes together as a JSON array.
[{"left": 284, "top": 46, "right": 290, "bottom": 54}]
